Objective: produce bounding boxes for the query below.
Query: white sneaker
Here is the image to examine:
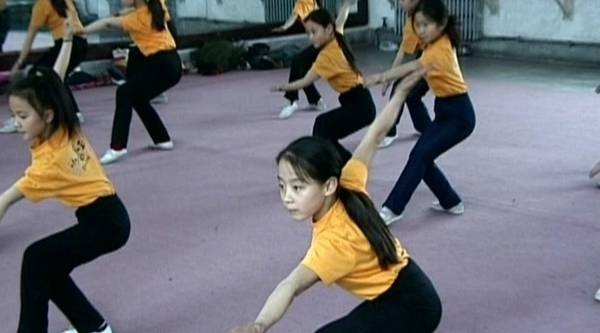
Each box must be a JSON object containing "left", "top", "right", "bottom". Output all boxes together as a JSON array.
[
  {"left": 149, "top": 141, "right": 174, "bottom": 150},
  {"left": 431, "top": 201, "right": 465, "bottom": 215},
  {"left": 151, "top": 93, "right": 169, "bottom": 105},
  {"left": 76, "top": 112, "right": 85, "bottom": 124},
  {"left": 100, "top": 148, "right": 128, "bottom": 164},
  {"left": 307, "top": 99, "right": 326, "bottom": 112},
  {"left": 279, "top": 101, "right": 299, "bottom": 119},
  {"left": 0, "top": 118, "right": 17, "bottom": 134},
  {"left": 378, "top": 134, "right": 398, "bottom": 149},
  {"left": 595, "top": 288, "right": 600, "bottom": 302},
  {"left": 379, "top": 206, "right": 404, "bottom": 226},
  {"left": 62, "top": 324, "right": 112, "bottom": 333}
]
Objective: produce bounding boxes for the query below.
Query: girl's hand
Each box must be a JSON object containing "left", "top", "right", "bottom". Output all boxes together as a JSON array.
[
  {"left": 229, "top": 323, "right": 265, "bottom": 333},
  {"left": 272, "top": 26, "right": 285, "bottom": 33},
  {"left": 381, "top": 80, "right": 391, "bottom": 96},
  {"left": 9, "top": 62, "right": 21, "bottom": 78},
  {"left": 589, "top": 161, "right": 600, "bottom": 179},
  {"left": 364, "top": 73, "right": 384, "bottom": 87},
  {"left": 270, "top": 84, "right": 285, "bottom": 92},
  {"left": 595, "top": 84, "right": 600, "bottom": 94}
]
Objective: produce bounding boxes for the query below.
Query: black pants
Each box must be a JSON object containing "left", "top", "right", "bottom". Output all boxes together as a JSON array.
[
  {"left": 383, "top": 93, "right": 476, "bottom": 214},
  {"left": 312, "top": 85, "right": 376, "bottom": 162},
  {"left": 18, "top": 195, "right": 130, "bottom": 333},
  {"left": 315, "top": 259, "right": 442, "bottom": 333},
  {"left": 386, "top": 77, "right": 432, "bottom": 137},
  {"left": 284, "top": 45, "right": 321, "bottom": 104},
  {"left": 35, "top": 36, "right": 88, "bottom": 115},
  {"left": 110, "top": 48, "right": 182, "bottom": 150}
]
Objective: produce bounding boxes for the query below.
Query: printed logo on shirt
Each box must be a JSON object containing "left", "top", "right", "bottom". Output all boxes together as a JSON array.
[{"left": 69, "top": 139, "right": 90, "bottom": 175}]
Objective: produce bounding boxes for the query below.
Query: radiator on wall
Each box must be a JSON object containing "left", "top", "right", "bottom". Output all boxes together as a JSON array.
[
  {"left": 264, "top": 0, "right": 344, "bottom": 23},
  {"left": 396, "top": 0, "right": 484, "bottom": 42}
]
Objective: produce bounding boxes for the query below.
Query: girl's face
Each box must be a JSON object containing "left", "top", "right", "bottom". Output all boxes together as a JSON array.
[
  {"left": 9, "top": 95, "right": 51, "bottom": 142},
  {"left": 304, "top": 20, "right": 334, "bottom": 48},
  {"left": 414, "top": 11, "right": 446, "bottom": 44},
  {"left": 400, "top": 0, "right": 420, "bottom": 14},
  {"left": 277, "top": 159, "right": 335, "bottom": 221}
]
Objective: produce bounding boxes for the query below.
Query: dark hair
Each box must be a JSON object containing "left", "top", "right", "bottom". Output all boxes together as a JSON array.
[
  {"left": 9, "top": 67, "right": 80, "bottom": 139},
  {"left": 146, "top": 0, "right": 166, "bottom": 31},
  {"left": 50, "top": 0, "right": 68, "bottom": 18},
  {"left": 276, "top": 136, "right": 399, "bottom": 270},
  {"left": 304, "top": 9, "right": 362, "bottom": 76},
  {"left": 414, "top": 0, "right": 460, "bottom": 48}
]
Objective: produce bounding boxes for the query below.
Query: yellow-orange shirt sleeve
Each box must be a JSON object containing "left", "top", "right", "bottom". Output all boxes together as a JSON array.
[
  {"left": 16, "top": 161, "right": 59, "bottom": 203},
  {"left": 340, "top": 159, "right": 368, "bottom": 193},
  {"left": 30, "top": 0, "right": 49, "bottom": 30},
  {"left": 302, "top": 232, "right": 356, "bottom": 285},
  {"left": 293, "top": 0, "right": 318, "bottom": 20}
]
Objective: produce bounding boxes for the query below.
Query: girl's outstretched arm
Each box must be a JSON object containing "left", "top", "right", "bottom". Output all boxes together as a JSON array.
[
  {"left": 53, "top": 17, "right": 75, "bottom": 81},
  {"left": 80, "top": 16, "right": 123, "bottom": 35},
  {"left": 364, "top": 59, "right": 421, "bottom": 87},
  {"left": 230, "top": 264, "right": 319, "bottom": 333},
  {"left": 10, "top": 26, "right": 39, "bottom": 77},
  {"left": 273, "top": 12, "right": 299, "bottom": 33},
  {"left": 271, "top": 69, "right": 320, "bottom": 92},
  {"left": 0, "top": 185, "right": 24, "bottom": 224},
  {"left": 335, "top": 0, "right": 356, "bottom": 33},
  {"left": 353, "top": 68, "right": 426, "bottom": 167}
]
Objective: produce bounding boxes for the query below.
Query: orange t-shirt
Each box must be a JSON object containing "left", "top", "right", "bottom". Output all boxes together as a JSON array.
[
  {"left": 30, "top": 0, "right": 84, "bottom": 40},
  {"left": 122, "top": 5, "right": 176, "bottom": 56},
  {"left": 419, "top": 34, "right": 468, "bottom": 97},
  {"left": 16, "top": 129, "right": 115, "bottom": 208},
  {"left": 401, "top": 17, "right": 423, "bottom": 55},
  {"left": 294, "top": 0, "right": 319, "bottom": 20},
  {"left": 301, "top": 159, "right": 410, "bottom": 300},
  {"left": 311, "top": 39, "right": 364, "bottom": 93}
]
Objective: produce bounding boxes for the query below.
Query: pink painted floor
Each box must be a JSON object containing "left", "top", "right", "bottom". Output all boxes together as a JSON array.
[{"left": 0, "top": 48, "right": 599, "bottom": 332}]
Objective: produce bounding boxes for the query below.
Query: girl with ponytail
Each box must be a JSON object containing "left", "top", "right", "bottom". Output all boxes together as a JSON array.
[
  {"left": 365, "top": 0, "right": 476, "bottom": 225},
  {"left": 77, "top": 0, "right": 182, "bottom": 164},
  {"left": 231, "top": 69, "right": 442, "bottom": 333},
  {"left": 1, "top": 21, "right": 129, "bottom": 333},
  {"left": 272, "top": 3, "right": 374, "bottom": 163}
]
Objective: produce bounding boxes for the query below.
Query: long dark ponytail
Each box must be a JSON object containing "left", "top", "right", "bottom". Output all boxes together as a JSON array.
[
  {"left": 146, "top": 0, "right": 166, "bottom": 31},
  {"left": 277, "top": 137, "right": 399, "bottom": 270},
  {"left": 414, "top": 0, "right": 460, "bottom": 48},
  {"left": 50, "top": 0, "right": 68, "bottom": 18},
  {"left": 305, "top": 9, "right": 362, "bottom": 76},
  {"left": 9, "top": 67, "right": 80, "bottom": 138}
]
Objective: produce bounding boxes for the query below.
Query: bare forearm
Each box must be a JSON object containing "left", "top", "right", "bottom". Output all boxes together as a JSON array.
[
  {"left": 254, "top": 282, "right": 297, "bottom": 331},
  {"left": 0, "top": 185, "right": 24, "bottom": 223},
  {"left": 83, "top": 17, "right": 121, "bottom": 34},
  {"left": 390, "top": 50, "right": 406, "bottom": 69},
  {"left": 16, "top": 32, "right": 36, "bottom": 66}
]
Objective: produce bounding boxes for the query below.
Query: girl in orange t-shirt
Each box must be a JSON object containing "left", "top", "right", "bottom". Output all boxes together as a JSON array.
[
  {"left": 272, "top": 7, "right": 375, "bottom": 163},
  {"left": 379, "top": 0, "right": 432, "bottom": 148},
  {"left": 273, "top": 0, "right": 323, "bottom": 119},
  {"left": 231, "top": 70, "right": 441, "bottom": 333},
  {"left": 78, "top": 0, "right": 182, "bottom": 164},
  {"left": 0, "top": 25, "right": 129, "bottom": 333},
  {"left": 366, "top": 0, "right": 476, "bottom": 225}
]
